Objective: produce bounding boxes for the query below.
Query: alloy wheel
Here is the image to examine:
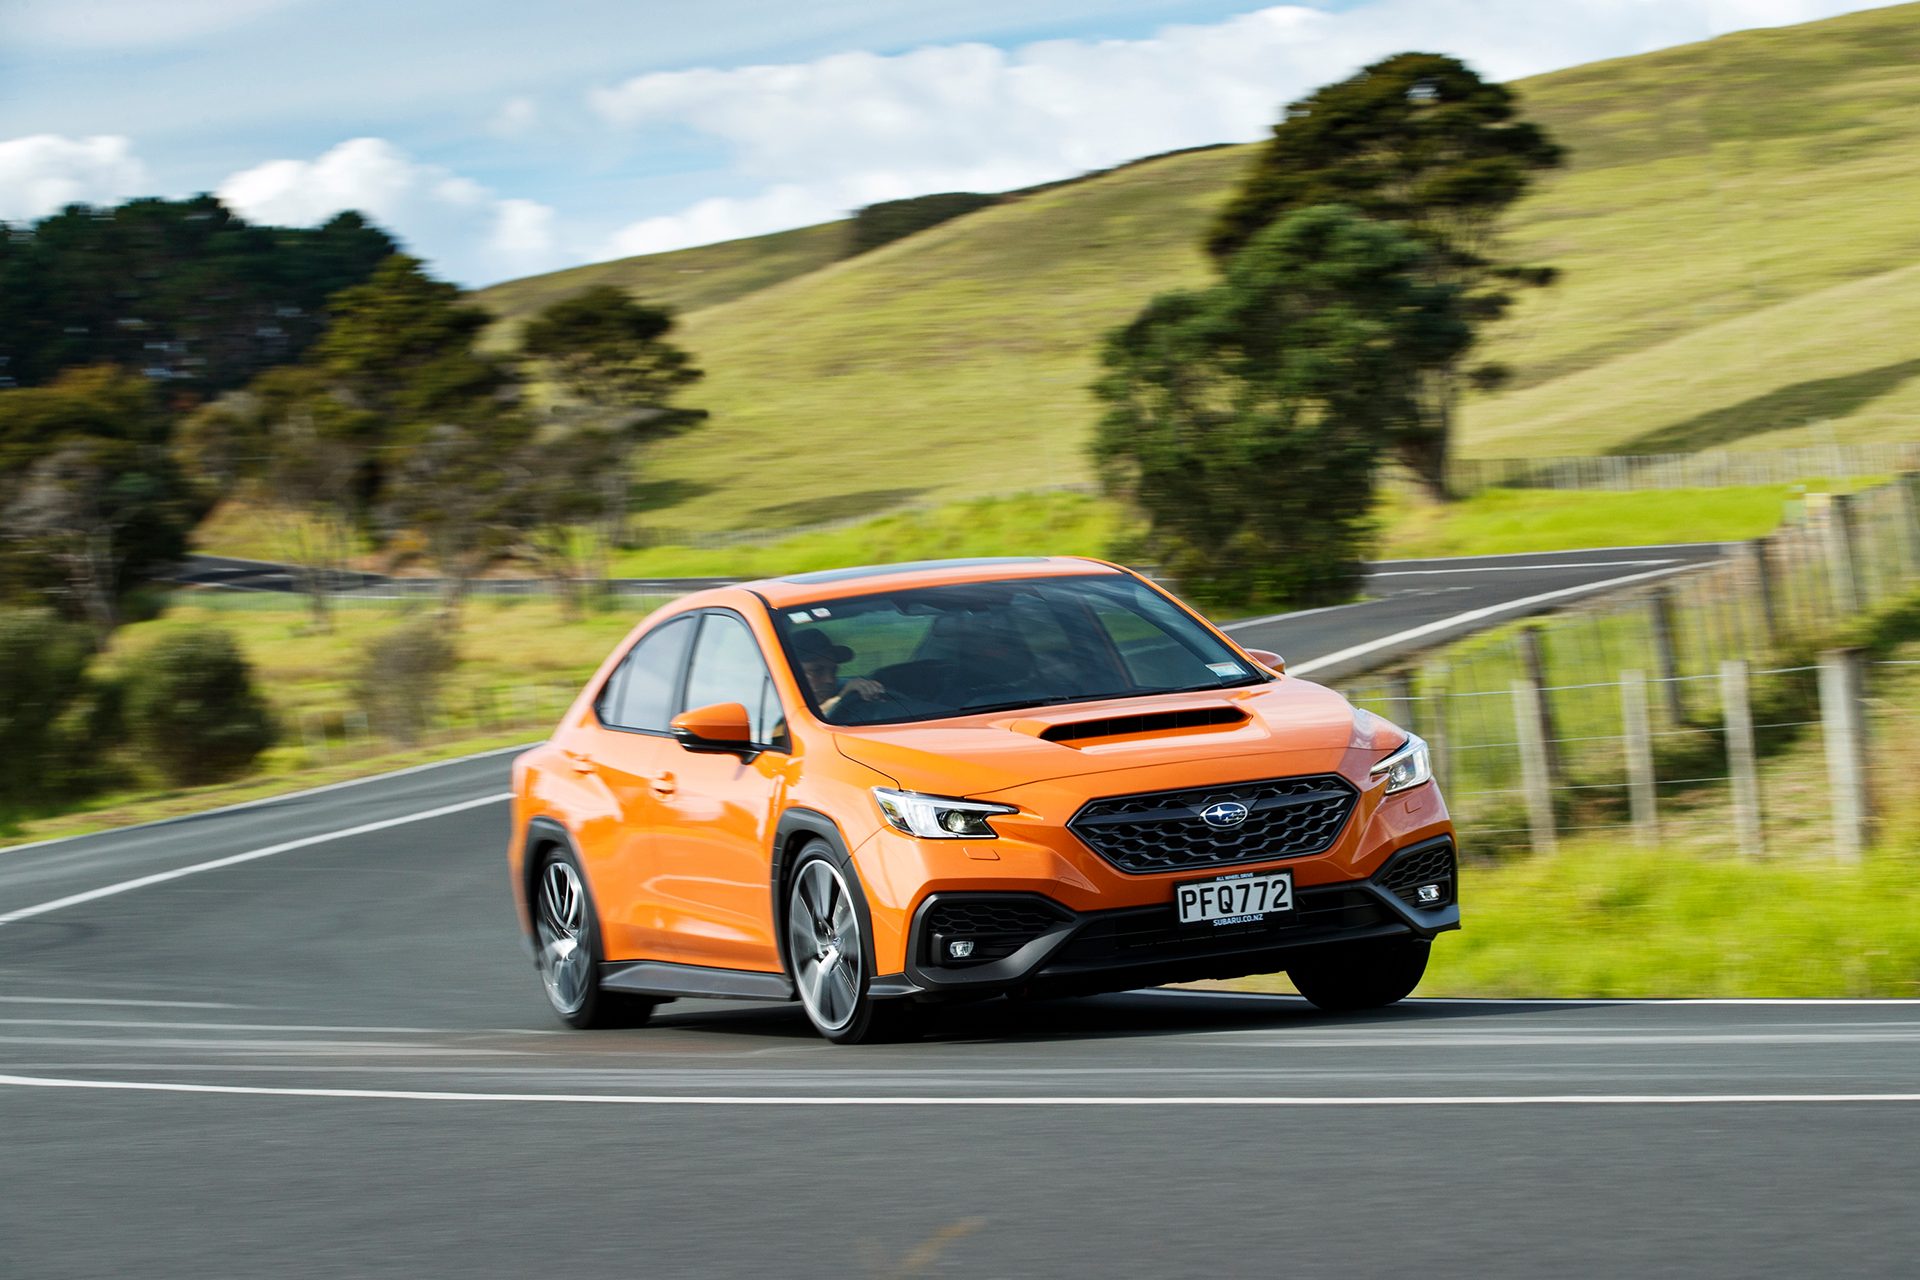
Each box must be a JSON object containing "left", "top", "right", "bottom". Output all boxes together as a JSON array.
[
  {"left": 536, "top": 858, "right": 592, "bottom": 1016},
  {"left": 787, "top": 858, "right": 863, "bottom": 1033}
]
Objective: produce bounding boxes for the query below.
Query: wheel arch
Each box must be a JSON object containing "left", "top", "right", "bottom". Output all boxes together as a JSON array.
[{"left": 770, "top": 807, "right": 875, "bottom": 984}]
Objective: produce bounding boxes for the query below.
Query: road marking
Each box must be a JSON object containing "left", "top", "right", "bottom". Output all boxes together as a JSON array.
[
  {"left": 1286, "top": 561, "right": 1708, "bottom": 676},
  {"left": 0, "top": 743, "right": 533, "bottom": 856},
  {"left": 0, "top": 1074, "right": 1914, "bottom": 1107},
  {"left": 0, "top": 997, "right": 244, "bottom": 1009},
  {"left": 1148, "top": 991, "right": 1920, "bottom": 1006},
  {"left": 1367, "top": 542, "right": 1730, "bottom": 565},
  {"left": 0, "top": 793, "right": 511, "bottom": 926},
  {"left": 1367, "top": 558, "right": 1678, "bottom": 577}
]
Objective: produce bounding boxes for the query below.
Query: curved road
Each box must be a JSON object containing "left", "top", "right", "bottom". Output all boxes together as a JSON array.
[{"left": 11, "top": 539, "right": 1917, "bottom": 1277}]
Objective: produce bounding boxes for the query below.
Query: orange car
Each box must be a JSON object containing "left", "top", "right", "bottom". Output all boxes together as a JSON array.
[{"left": 508, "top": 557, "right": 1457, "bottom": 1043}]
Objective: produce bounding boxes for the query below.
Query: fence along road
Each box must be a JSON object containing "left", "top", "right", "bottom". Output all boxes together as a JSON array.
[{"left": 9, "top": 537, "right": 1920, "bottom": 1279}]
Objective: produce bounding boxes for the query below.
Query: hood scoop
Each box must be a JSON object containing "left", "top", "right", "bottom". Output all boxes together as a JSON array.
[{"left": 1019, "top": 703, "right": 1249, "bottom": 747}]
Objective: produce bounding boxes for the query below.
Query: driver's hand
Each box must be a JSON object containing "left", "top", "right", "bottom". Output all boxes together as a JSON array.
[{"left": 842, "top": 677, "right": 885, "bottom": 700}]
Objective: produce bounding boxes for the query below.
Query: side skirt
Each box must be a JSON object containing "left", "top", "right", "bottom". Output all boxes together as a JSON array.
[{"left": 599, "top": 960, "right": 795, "bottom": 1003}]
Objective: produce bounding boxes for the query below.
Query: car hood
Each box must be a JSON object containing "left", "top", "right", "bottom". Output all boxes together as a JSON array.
[{"left": 833, "top": 678, "right": 1363, "bottom": 798}]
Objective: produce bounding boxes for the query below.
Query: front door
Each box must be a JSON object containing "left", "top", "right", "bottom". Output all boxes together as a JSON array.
[{"left": 650, "top": 611, "right": 791, "bottom": 973}]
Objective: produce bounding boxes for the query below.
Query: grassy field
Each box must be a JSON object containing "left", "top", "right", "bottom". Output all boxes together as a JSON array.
[
  {"left": 590, "top": 480, "right": 1831, "bottom": 580},
  {"left": 0, "top": 594, "right": 654, "bottom": 845},
  {"left": 465, "top": 3, "right": 1920, "bottom": 535}
]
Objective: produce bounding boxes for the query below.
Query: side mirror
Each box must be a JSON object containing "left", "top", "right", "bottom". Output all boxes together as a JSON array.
[
  {"left": 1244, "top": 648, "right": 1286, "bottom": 674},
  {"left": 670, "top": 701, "right": 755, "bottom": 754}
]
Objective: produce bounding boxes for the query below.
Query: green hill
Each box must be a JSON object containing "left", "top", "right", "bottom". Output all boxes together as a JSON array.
[{"left": 477, "top": 3, "right": 1920, "bottom": 533}]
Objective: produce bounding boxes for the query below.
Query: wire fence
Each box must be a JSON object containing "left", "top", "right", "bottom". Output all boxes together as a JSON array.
[
  {"left": 1337, "top": 475, "right": 1920, "bottom": 859},
  {"left": 1444, "top": 441, "right": 1920, "bottom": 496}
]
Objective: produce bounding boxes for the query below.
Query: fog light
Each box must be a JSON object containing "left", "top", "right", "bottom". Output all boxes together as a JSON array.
[
  {"left": 948, "top": 939, "right": 975, "bottom": 960},
  {"left": 1417, "top": 883, "right": 1443, "bottom": 905}
]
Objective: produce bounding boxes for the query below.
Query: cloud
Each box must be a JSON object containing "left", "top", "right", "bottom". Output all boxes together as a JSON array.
[
  {"left": 217, "top": 137, "right": 563, "bottom": 284},
  {"left": 0, "top": 134, "right": 149, "bottom": 222},
  {"left": 487, "top": 96, "right": 540, "bottom": 139},
  {"left": 6, "top": 0, "right": 306, "bottom": 49},
  {"left": 608, "top": 185, "right": 847, "bottom": 259},
  {"left": 587, "top": 0, "right": 1880, "bottom": 255}
]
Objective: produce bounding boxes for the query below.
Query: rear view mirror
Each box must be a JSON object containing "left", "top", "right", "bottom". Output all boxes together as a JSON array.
[
  {"left": 1244, "top": 648, "right": 1285, "bottom": 674},
  {"left": 670, "top": 701, "right": 754, "bottom": 753}
]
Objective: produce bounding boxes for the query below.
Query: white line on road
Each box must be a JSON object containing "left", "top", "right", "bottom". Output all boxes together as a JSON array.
[
  {"left": 0, "top": 742, "right": 533, "bottom": 856},
  {"left": 1367, "top": 558, "right": 1677, "bottom": 577},
  {"left": 0, "top": 997, "right": 243, "bottom": 1009},
  {"left": 0, "top": 793, "right": 512, "bottom": 927},
  {"left": 0, "top": 1074, "right": 1914, "bottom": 1107},
  {"left": 1285, "top": 561, "right": 1708, "bottom": 676}
]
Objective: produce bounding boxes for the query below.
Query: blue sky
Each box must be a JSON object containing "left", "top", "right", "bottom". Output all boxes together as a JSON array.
[{"left": 0, "top": 0, "right": 1896, "bottom": 284}]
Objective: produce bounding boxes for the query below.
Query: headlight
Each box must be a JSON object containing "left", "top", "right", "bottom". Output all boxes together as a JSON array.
[
  {"left": 872, "top": 788, "right": 1016, "bottom": 839},
  {"left": 1371, "top": 733, "right": 1433, "bottom": 794}
]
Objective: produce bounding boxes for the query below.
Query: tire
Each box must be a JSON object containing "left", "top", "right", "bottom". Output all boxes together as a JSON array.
[
  {"left": 783, "top": 840, "right": 918, "bottom": 1045},
  {"left": 1287, "top": 937, "right": 1430, "bottom": 1013},
  {"left": 532, "top": 844, "right": 655, "bottom": 1030}
]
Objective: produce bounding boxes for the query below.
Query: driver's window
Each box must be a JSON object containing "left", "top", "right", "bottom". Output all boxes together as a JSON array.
[{"left": 683, "top": 613, "right": 785, "bottom": 747}]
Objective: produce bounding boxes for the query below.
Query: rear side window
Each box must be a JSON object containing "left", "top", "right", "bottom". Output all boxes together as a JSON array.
[
  {"left": 598, "top": 616, "right": 694, "bottom": 732},
  {"left": 683, "top": 613, "right": 785, "bottom": 746}
]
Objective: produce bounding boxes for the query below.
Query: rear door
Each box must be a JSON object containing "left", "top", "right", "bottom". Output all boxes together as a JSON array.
[
  {"left": 649, "top": 610, "right": 793, "bottom": 973},
  {"left": 570, "top": 614, "right": 696, "bottom": 961}
]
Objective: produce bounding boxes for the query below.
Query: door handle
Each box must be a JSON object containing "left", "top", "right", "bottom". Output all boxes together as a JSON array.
[
  {"left": 561, "top": 750, "right": 594, "bottom": 775},
  {"left": 651, "top": 771, "right": 677, "bottom": 797}
]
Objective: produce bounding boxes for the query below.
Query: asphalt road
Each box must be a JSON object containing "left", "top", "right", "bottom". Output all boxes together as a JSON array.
[{"left": 12, "top": 538, "right": 1917, "bottom": 1278}]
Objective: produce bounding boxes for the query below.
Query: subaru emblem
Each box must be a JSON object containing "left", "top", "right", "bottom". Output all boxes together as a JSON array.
[{"left": 1200, "top": 800, "right": 1250, "bottom": 828}]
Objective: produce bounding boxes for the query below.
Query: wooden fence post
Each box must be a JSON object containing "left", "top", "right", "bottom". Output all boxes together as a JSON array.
[
  {"left": 1620, "top": 669, "right": 1658, "bottom": 847},
  {"left": 1518, "top": 626, "right": 1560, "bottom": 782},
  {"left": 1721, "top": 659, "right": 1764, "bottom": 860},
  {"left": 1513, "top": 678, "right": 1557, "bottom": 855},
  {"left": 1422, "top": 663, "right": 1451, "bottom": 798},
  {"left": 1826, "top": 491, "right": 1862, "bottom": 616},
  {"left": 1383, "top": 670, "right": 1416, "bottom": 736},
  {"left": 1819, "top": 649, "right": 1869, "bottom": 864},
  {"left": 1648, "top": 586, "right": 1685, "bottom": 726},
  {"left": 1898, "top": 471, "right": 1920, "bottom": 576},
  {"left": 1742, "top": 537, "right": 1779, "bottom": 650}
]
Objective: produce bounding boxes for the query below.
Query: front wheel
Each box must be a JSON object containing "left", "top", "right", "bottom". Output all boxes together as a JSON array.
[
  {"left": 1287, "top": 937, "right": 1430, "bottom": 1012},
  {"left": 784, "top": 843, "right": 916, "bottom": 1044}
]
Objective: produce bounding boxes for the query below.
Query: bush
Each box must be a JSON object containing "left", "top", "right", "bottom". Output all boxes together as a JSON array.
[
  {"left": 355, "top": 617, "right": 457, "bottom": 744},
  {"left": 125, "top": 628, "right": 277, "bottom": 786},
  {"left": 0, "top": 609, "right": 96, "bottom": 818}
]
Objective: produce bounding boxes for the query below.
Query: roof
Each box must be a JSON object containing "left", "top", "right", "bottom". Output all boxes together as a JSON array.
[{"left": 743, "top": 555, "right": 1124, "bottom": 608}]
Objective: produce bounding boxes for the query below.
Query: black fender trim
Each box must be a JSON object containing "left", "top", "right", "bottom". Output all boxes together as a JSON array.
[
  {"left": 772, "top": 810, "right": 909, "bottom": 1004},
  {"left": 517, "top": 816, "right": 577, "bottom": 950}
]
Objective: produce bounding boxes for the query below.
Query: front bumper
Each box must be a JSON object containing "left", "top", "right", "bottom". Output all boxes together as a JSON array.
[{"left": 872, "top": 836, "right": 1459, "bottom": 1002}]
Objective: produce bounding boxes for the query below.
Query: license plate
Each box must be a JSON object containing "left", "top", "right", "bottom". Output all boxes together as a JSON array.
[{"left": 1176, "top": 871, "right": 1293, "bottom": 926}]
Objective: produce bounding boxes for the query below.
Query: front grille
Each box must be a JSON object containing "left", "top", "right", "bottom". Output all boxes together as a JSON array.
[
  {"left": 1376, "top": 840, "right": 1456, "bottom": 908},
  {"left": 922, "top": 895, "right": 1069, "bottom": 964},
  {"left": 1068, "top": 774, "right": 1358, "bottom": 874}
]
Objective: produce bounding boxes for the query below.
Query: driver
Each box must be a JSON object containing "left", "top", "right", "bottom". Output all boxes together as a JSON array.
[{"left": 791, "top": 628, "right": 885, "bottom": 718}]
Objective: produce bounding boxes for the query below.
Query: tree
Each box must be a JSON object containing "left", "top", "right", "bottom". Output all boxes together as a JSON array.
[
  {"left": 518, "top": 286, "right": 705, "bottom": 603},
  {"left": 0, "top": 365, "right": 195, "bottom": 637},
  {"left": 0, "top": 197, "right": 395, "bottom": 392},
  {"left": 1208, "top": 53, "right": 1563, "bottom": 495},
  {"left": 175, "top": 366, "right": 380, "bottom": 630},
  {"left": 1094, "top": 206, "right": 1468, "bottom": 609},
  {"left": 305, "top": 256, "right": 531, "bottom": 620},
  {"left": 0, "top": 609, "right": 97, "bottom": 822}
]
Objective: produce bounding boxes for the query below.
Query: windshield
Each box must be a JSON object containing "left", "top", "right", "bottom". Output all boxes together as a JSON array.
[{"left": 769, "top": 573, "right": 1267, "bottom": 726}]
